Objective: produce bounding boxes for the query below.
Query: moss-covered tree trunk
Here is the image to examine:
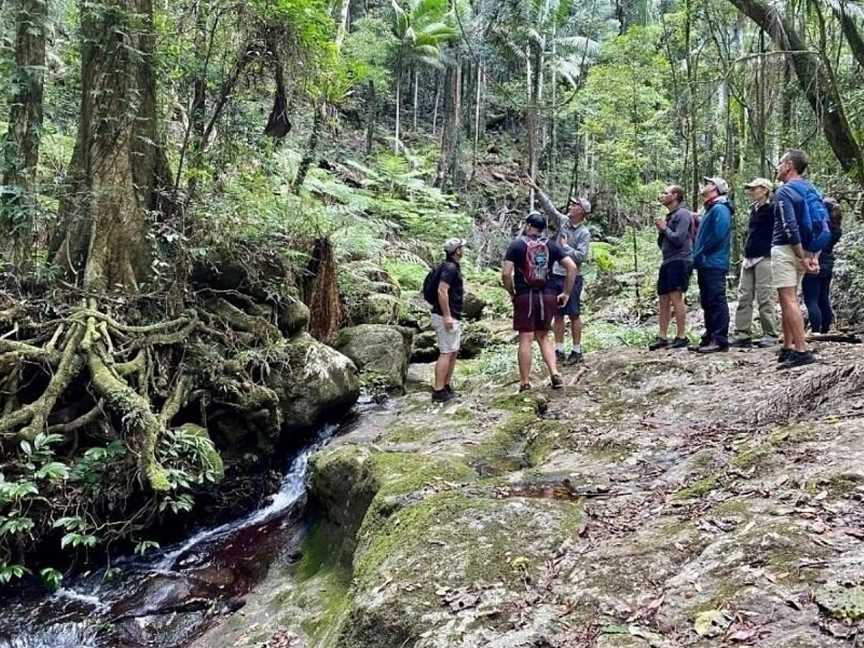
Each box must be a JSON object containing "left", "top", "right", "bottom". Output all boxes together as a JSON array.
[
  {"left": 1, "top": 0, "right": 47, "bottom": 270},
  {"left": 51, "top": 0, "right": 169, "bottom": 293}
]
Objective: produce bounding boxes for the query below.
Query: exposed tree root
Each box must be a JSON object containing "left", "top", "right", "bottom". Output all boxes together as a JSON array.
[{"left": 753, "top": 363, "right": 864, "bottom": 426}]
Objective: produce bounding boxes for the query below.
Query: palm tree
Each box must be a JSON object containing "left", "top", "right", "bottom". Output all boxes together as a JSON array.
[{"left": 390, "top": 0, "right": 456, "bottom": 152}]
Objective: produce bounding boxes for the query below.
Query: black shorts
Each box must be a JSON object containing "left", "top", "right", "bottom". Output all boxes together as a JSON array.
[{"left": 657, "top": 260, "right": 692, "bottom": 296}]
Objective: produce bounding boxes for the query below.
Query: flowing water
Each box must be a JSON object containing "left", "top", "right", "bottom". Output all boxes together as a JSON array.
[{"left": 0, "top": 420, "right": 346, "bottom": 648}]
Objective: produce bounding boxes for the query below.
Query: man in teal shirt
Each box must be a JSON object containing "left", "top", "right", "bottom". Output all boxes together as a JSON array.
[{"left": 693, "top": 177, "right": 733, "bottom": 353}]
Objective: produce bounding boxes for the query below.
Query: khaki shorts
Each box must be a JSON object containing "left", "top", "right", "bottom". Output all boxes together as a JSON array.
[
  {"left": 771, "top": 245, "right": 805, "bottom": 289},
  {"left": 431, "top": 313, "right": 461, "bottom": 354}
]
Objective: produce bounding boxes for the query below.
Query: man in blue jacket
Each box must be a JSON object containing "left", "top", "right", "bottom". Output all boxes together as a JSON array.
[
  {"left": 693, "top": 177, "right": 733, "bottom": 353},
  {"left": 772, "top": 149, "right": 819, "bottom": 369}
]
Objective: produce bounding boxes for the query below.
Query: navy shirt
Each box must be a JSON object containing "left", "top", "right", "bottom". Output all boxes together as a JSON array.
[
  {"left": 743, "top": 201, "right": 775, "bottom": 259},
  {"left": 431, "top": 261, "right": 464, "bottom": 319},
  {"left": 504, "top": 236, "right": 566, "bottom": 295}
]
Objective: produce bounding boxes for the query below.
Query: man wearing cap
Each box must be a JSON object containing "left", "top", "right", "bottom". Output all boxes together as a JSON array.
[
  {"left": 502, "top": 212, "right": 577, "bottom": 392},
  {"left": 430, "top": 238, "right": 466, "bottom": 402},
  {"left": 731, "top": 178, "right": 779, "bottom": 348},
  {"left": 692, "top": 176, "right": 734, "bottom": 353},
  {"left": 527, "top": 178, "right": 592, "bottom": 365},
  {"left": 772, "top": 149, "right": 819, "bottom": 369}
]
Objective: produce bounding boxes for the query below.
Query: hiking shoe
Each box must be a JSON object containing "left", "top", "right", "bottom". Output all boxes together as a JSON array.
[
  {"left": 670, "top": 337, "right": 689, "bottom": 349},
  {"left": 755, "top": 336, "right": 779, "bottom": 348},
  {"left": 565, "top": 350, "right": 583, "bottom": 365},
  {"left": 648, "top": 337, "right": 669, "bottom": 351},
  {"left": 696, "top": 342, "right": 728, "bottom": 354},
  {"left": 778, "top": 350, "right": 816, "bottom": 370},
  {"left": 729, "top": 337, "right": 752, "bottom": 348},
  {"left": 550, "top": 374, "right": 564, "bottom": 389},
  {"left": 519, "top": 383, "right": 532, "bottom": 393},
  {"left": 431, "top": 389, "right": 456, "bottom": 403},
  {"left": 555, "top": 349, "right": 566, "bottom": 363},
  {"left": 445, "top": 384, "right": 458, "bottom": 397},
  {"left": 777, "top": 348, "right": 794, "bottom": 363}
]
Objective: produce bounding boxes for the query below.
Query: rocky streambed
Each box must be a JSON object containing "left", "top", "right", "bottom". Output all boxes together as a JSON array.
[{"left": 198, "top": 338, "right": 864, "bottom": 647}]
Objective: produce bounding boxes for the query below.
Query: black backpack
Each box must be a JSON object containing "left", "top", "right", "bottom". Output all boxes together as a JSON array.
[{"left": 422, "top": 264, "right": 443, "bottom": 305}]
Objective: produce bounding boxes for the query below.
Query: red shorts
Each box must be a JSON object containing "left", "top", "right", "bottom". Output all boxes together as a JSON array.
[{"left": 512, "top": 291, "right": 558, "bottom": 332}]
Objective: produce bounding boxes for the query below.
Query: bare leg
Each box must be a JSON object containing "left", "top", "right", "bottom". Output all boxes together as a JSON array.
[
  {"left": 518, "top": 333, "right": 534, "bottom": 385},
  {"left": 570, "top": 316, "right": 582, "bottom": 346},
  {"left": 434, "top": 352, "right": 455, "bottom": 390},
  {"left": 778, "top": 288, "right": 792, "bottom": 348},
  {"left": 553, "top": 315, "right": 565, "bottom": 347},
  {"left": 445, "top": 353, "right": 458, "bottom": 386},
  {"left": 658, "top": 294, "right": 671, "bottom": 338},
  {"left": 535, "top": 331, "right": 559, "bottom": 377},
  {"left": 778, "top": 287, "right": 806, "bottom": 351},
  {"left": 669, "top": 291, "right": 686, "bottom": 338}
]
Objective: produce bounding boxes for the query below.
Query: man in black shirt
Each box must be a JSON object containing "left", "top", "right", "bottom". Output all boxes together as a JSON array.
[
  {"left": 431, "top": 238, "right": 466, "bottom": 402},
  {"left": 501, "top": 213, "right": 577, "bottom": 392}
]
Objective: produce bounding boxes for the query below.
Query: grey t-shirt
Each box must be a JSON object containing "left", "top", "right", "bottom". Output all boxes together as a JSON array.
[{"left": 535, "top": 189, "right": 591, "bottom": 276}]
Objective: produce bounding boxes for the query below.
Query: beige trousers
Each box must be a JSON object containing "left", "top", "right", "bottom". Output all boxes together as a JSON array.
[{"left": 734, "top": 258, "right": 779, "bottom": 338}]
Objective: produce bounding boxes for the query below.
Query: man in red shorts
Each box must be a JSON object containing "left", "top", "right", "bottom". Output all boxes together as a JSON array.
[{"left": 501, "top": 212, "right": 577, "bottom": 392}]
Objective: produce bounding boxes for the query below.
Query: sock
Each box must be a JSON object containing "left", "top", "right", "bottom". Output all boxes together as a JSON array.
[
  {"left": 572, "top": 344, "right": 582, "bottom": 353},
  {"left": 555, "top": 343, "right": 564, "bottom": 352}
]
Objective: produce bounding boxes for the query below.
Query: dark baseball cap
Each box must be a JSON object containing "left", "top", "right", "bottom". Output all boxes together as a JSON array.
[{"left": 525, "top": 211, "right": 546, "bottom": 230}]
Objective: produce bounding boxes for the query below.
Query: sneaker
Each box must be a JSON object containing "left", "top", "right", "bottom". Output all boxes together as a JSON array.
[
  {"left": 777, "top": 348, "right": 794, "bottom": 363},
  {"left": 696, "top": 342, "right": 729, "bottom": 354},
  {"left": 445, "top": 384, "right": 458, "bottom": 397},
  {"left": 565, "top": 350, "right": 583, "bottom": 365},
  {"left": 755, "top": 336, "right": 779, "bottom": 348},
  {"left": 550, "top": 374, "right": 564, "bottom": 389},
  {"left": 519, "top": 383, "right": 532, "bottom": 393},
  {"left": 778, "top": 350, "right": 816, "bottom": 370},
  {"left": 431, "top": 389, "right": 456, "bottom": 403},
  {"left": 555, "top": 349, "right": 566, "bottom": 363},
  {"left": 670, "top": 337, "right": 689, "bottom": 349},
  {"left": 648, "top": 337, "right": 669, "bottom": 351},
  {"left": 729, "top": 338, "right": 752, "bottom": 348}
]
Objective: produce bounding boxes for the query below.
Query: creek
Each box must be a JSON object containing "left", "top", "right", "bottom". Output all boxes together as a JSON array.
[{"left": 0, "top": 401, "right": 376, "bottom": 648}]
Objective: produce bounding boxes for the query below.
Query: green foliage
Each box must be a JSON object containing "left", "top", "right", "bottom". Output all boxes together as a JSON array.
[{"left": 578, "top": 26, "right": 675, "bottom": 209}]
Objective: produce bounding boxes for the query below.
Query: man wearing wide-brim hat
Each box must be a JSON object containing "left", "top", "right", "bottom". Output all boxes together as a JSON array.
[{"left": 731, "top": 177, "right": 780, "bottom": 348}]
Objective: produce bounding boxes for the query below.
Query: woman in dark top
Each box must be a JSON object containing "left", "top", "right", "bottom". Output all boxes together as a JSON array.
[{"left": 802, "top": 198, "right": 843, "bottom": 333}]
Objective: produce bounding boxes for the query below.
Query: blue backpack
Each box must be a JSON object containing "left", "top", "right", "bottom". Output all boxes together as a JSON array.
[{"left": 786, "top": 180, "right": 831, "bottom": 253}]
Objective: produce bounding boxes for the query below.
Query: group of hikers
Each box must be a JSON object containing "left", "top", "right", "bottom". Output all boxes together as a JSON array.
[{"left": 425, "top": 148, "right": 843, "bottom": 402}]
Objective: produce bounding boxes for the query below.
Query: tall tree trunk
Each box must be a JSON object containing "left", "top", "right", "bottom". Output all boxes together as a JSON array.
[
  {"left": 335, "top": 0, "right": 351, "bottom": 49},
  {"left": 728, "top": 0, "right": 864, "bottom": 184},
  {"left": 836, "top": 7, "right": 864, "bottom": 73},
  {"left": 432, "top": 72, "right": 441, "bottom": 136},
  {"left": 1, "top": 0, "right": 47, "bottom": 271},
  {"left": 526, "top": 44, "right": 541, "bottom": 210},
  {"left": 472, "top": 63, "right": 483, "bottom": 177},
  {"left": 435, "top": 62, "right": 462, "bottom": 189},
  {"left": 294, "top": 105, "right": 323, "bottom": 192},
  {"left": 394, "top": 66, "right": 402, "bottom": 153},
  {"left": 52, "top": 0, "right": 169, "bottom": 293},
  {"left": 413, "top": 68, "right": 419, "bottom": 131},
  {"left": 366, "top": 81, "right": 377, "bottom": 156}
]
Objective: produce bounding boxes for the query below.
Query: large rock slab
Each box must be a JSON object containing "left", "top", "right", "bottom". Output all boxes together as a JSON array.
[
  {"left": 267, "top": 333, "right": 360, "bottom": 432},
  {"left": 334, "top": 324, "right": 413, "bottom": 391}
]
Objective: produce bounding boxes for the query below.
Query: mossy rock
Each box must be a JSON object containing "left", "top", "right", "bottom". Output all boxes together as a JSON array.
[
  {"left": 816, "top": 583, "right": 864, "bottom": 621},
  {"left": 334, "top": 324, "right": 414, "bottom": 391},
  {"left": 339, "top": 262, "right": 402, "bottom": 325}
]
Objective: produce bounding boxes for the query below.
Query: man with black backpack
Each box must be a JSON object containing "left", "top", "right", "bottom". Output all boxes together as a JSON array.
[
  {"left": 501, "top": 212, "right": 577, "bottom": 392},
  {"left": 424, "top": 238, "right": 466, "bottom": 402},
  {"left": 772, "top": 149, "right": 824, "bottom": 369}
]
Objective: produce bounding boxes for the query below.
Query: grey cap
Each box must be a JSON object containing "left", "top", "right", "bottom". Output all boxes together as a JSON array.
[
  {"left": 443, "top": 238, "right": 466, "bottom": 254},
  {"left": 703, "top": 176, "right": 729, "bottom": 195},
  {"left": 744, "top": 177, "right": 773, "bottom": 191},
  {"left": 568, "top": 196, "right": 592, "bottom": 213}
]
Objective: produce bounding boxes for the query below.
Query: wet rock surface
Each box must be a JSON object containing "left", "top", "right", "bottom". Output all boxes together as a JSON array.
[{"left": 224, "top": 338, "right": 864, "bottom": 648}]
